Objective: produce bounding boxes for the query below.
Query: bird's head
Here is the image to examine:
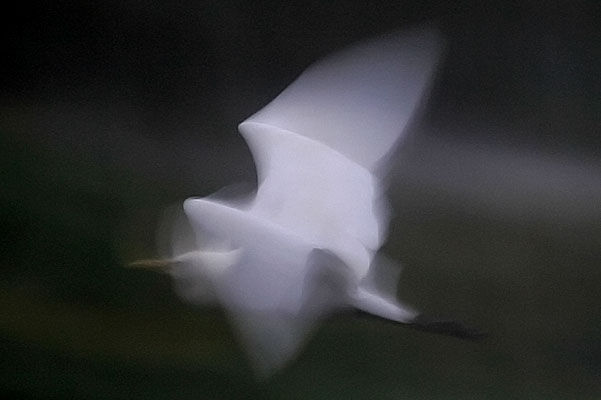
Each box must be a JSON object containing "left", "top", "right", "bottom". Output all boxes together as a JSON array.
[{"left": 128, "top": 248, "right": 241, "bottom": 305}]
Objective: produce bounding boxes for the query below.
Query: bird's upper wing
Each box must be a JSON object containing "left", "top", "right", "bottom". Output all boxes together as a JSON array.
[
  {"left": 240, "top": 27, "right": 442, "bottom": 171},
  {"left": 238, "top": 28, "right": 442, "bottom": 275}
]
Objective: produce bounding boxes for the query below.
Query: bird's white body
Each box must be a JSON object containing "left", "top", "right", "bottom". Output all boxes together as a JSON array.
[{"left": 165, "top": 28, "right": 442, "bottom": 375}]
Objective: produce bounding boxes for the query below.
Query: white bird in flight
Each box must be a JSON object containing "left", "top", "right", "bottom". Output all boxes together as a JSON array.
[{"left": 134, "top": 27, "right": 482, "bottom": 377}]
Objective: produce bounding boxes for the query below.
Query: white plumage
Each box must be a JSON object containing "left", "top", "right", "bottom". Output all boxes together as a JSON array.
[{"left": 165, "top": 28, "right": 442, "bottom": 376}]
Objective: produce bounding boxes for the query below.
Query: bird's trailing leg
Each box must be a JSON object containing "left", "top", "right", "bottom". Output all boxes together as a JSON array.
[
  {"left": 350, "top": 308, "right": 487, "bottom": 341},
  {"left": 351, "top": 254, "right": 486, "bottom": 340},
  {"left": 406, "top": 314, "right": 488, "bottom": 340}
]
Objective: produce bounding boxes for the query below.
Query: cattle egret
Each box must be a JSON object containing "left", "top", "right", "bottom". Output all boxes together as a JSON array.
[{"left": 136, "top": 27, "right": 481, "bottom": 377}]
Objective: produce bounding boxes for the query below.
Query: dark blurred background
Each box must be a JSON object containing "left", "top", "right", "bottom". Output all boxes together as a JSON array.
[{"left": 2, "top": 0, "right": 600, "bottom": 398}]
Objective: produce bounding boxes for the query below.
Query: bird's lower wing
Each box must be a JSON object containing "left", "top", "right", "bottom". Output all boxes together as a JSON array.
[{"left": 223, "top": 248, "right": 355, "bottom": 378}]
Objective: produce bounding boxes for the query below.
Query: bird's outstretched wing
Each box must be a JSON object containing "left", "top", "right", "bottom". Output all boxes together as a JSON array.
[
  {"left": 223, "top": 248, "right": 355, "bottom": 377},
  {"left": 241, "top": 27, "right": 442, "bottom": 171},
  {"left": 237, "top": 28, "right": 442, "bottom": 277}
]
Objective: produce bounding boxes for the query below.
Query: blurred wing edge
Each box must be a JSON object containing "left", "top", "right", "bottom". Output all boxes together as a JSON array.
[{"left": 239, "top": 26, "right": 444, "bottom": 171}]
